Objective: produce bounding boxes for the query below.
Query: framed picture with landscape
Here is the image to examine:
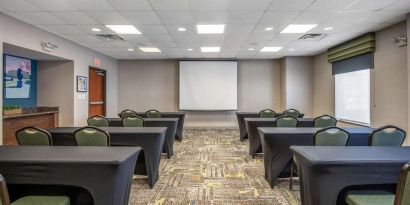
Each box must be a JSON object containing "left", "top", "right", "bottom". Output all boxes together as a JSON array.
[{"left": 76, "top": 76, "right": 87, "bottom": 92}]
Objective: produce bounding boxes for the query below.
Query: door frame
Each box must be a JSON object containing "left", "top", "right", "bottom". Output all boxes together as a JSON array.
[{"left": 88, "top": 66, "right": 107, "bottom": 116}]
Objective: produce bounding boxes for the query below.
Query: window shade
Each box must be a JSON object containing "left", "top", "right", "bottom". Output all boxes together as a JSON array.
[
  {"left": 327, "top": 33, "right": 375, "bottom": 63},
  {"left": 332, "top": 53, "right": 374, "bottom": 75}
]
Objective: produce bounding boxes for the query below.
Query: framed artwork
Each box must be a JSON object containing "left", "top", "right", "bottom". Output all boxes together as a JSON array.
[
  {"left": 4, "top": 55, "right": 32, "bottom": 99},
  {"left": 77, "top": 76, "right": 88, "bottom": 92}
]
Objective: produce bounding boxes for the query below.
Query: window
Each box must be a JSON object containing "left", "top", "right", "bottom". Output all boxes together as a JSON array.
[{"left": 335, "top": 69, "right": 370, "bottom": 125}]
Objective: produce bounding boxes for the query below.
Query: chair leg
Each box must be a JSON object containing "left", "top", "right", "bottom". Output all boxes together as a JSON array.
[{"left": 289, "top": 162, "right": 293, "bottom": 190}]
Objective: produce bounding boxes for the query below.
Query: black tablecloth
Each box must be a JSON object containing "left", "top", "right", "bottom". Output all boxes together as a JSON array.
[
  {"left": 108, "top": 118, "right": 178, "bottom": 159},
  {"left": 0, "top": 146, "right": 141, "bottom": 205},
  {"left": 118, "top": 112, "right": 185, "bottom": 141},
  {"left": 258, "top": 127, "right": 373, "bottom": 187},
  {"left": 291, "top": 146, "right": 410, "bottom": 205},
  {"left": 245, "top": 118, "right": 315, "bottom": 157},
  {"left": 48, "top": 127, "right": 166, "bottom": 188},
  {"left": 236, "top": 112, "right": 305, "bottom": 141}
]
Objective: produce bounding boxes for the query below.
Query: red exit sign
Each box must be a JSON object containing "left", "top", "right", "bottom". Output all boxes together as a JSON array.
[{"left": 94, "top": 58, "right": 101, "bottom": 67}]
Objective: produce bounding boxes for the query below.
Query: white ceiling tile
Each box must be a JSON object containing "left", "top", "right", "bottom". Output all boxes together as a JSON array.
[
  {"left": 382, "top": 0, "right": 410, "bottom": 11},
  {"left": 165, "top": 24, "right": 196, "bottom": 34},
  {"left": 198, "top": 34, "right": 224, "bottom": 43},
  {"left": 229, "top": 0, "right": 272, "bottom": 11},
  {"left": 149, "top": 0, "right": 190, "bottom": 10},
  {"left": 223, "top": 34, "right": 249, "bottom": 41},
  {"left": 40, "top": 25, "right": 86, "bottom": 34},
  {"left": 26, "top": 0, "right": 78, "bottom": 11},
  {"left": 291, "top": 11, "right": 338, "bottom": 24},
  {"left": 107, "top": 0, "right": 153, "bottom": 11},
  {"left": 247, "top": 34, "right": 276, "bottom": 42},
  {"left": 157, "top": 11, "right": 194, "bottom": 24},
  {"left": 65, "top": 0, "right": 115, "bottom": 11},
  {"left": 259, "top": 12, "right": 299, "bottom": 25},
  {"left": 193, "top": 11, "right": 228, "bottom": 24},
  {"left": 0, "top": 0, "right": 41, "bottom": 11},
  {"left": 145, "top": 34, "right": 173, "bottom": 42},
  {"left": 228, "top": 11, "right": 264, "bottom": 23},
  {"left": 253, "top": 24, "right": 279, "bottom": 33},
  {"left": 76, "top": 25, "right": 116, "bottom": 34},
  {"left": 121, "top": 11, "right": 162, "bottom": 24},
  {"left": 151, "top": 41, "right": 177, "bottom": 47},
  {"left": 190, "top": 0, "right": 230, "bottom": 10},
  {"left": 119, "top": 34, "right": 149, "bottom": 42},
  {"left": 225, "top": 24, "right": 255, "bottom": 34},
  {"left": 345, "top": 0, "right": 398, "bottom": 11},
  {"left": 64, "top": 34, "right": 102, "bottom": 42},
  {"left": 306, "top": 0, "right": 358, "bottom": 11},
  {"left": 171, "top": 33, "right": 198, "bottom": 42},
  {"left": 51, "top": 12, "right": 98, "bottom": 24},
  {"left": 87, "top": 11, "right": 130, "bottom": 24},
  {"left": 8, "top": 12, "right": 66, "bottom": 24},
  {"left": 136, "top": 25, "right": 168, "bottom": 34},
  {"left": 269, "top": 0, "right": 315, "bottom": 11}
]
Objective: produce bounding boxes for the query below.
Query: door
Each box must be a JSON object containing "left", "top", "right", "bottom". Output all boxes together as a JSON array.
[{"left": 88, "top": 67, "right": 106, "bottom": 117}]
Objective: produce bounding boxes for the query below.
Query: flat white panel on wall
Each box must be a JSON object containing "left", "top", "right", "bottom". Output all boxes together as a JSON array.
[{"left": 179, "top": 61, "right": 238, "bottom": 111}]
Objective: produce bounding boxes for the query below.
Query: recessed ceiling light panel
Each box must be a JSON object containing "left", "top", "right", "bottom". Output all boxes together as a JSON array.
[
  {"left": 91, "top": 28, "right": 101, "bottom": 32},
  {"left": 260, "top": 47, "right": 283, "bottom": 52},
  {"left": 105, "top": 25, "right": 141, "bottom": 34},
  {"left": 265, "top": 27, "right": 274, "bottom": 31},
  {"left": 178, "top": 27, "right": 187, "bottom": 31},
  {"left": 139, "top": 47, "right": 161, "bottom": 52},
  {"left": 324, "top": 27, "right": 334, "bottom": 31},
  {"left": 280, "top": 24, "right": 318, "bottom": 33},
  {"left": 200, "top": 47, "right": 220, "bottom": 52},
  {"left": 196, "top": 25, "right": 225, "bottom": 34}
]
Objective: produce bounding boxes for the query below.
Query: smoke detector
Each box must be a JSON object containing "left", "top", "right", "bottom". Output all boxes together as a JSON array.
[{"left": 299, "top": 34, "right": 327, "bottom": 41}]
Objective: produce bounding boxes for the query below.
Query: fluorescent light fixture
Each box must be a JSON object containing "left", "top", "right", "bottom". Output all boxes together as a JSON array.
[
  {"left": 200, "top": 47, "right": 220, "bottom": 52},
  {"left": 260, "top": 47, "right": 283, "bottom": 52},
  {"left": 281, "top": 24, "right": 318, "bottom": 33},
  {"left": 289, "top": 48, "right": 295, "bottom": 51},
  {"left": 105, "top": 25, "right": 141, "bottom": 34},
  {"left": 324, "top": 27, "right": 334, "bottom": 31},
  {"left": 178, "top": 27, "right": 187, "bottom": 32},
  {"left": 265, "top": 27, "right": 274, "bottom": 31},
  {"left": 127, "top": 48, "right": 134, "bottom": 51},
  {"left": 139, "top": 47, "right": 161, "bottom": 52},
  {"left": 91, "top": 28, "right": 101, "bottom": 32},
  {"left": 187, "top": 48, "right": 193, "bottom": 51},
  {"left": 248, "top": 48, "right": 255, "bottom": 51},
  {"left": 196, "top": 24, "right": 225, "bottom": 34}
]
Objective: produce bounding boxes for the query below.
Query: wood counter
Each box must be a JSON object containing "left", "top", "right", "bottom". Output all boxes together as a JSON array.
[{"left": 3, "top": 111, "right": 59, "bottom": 145}]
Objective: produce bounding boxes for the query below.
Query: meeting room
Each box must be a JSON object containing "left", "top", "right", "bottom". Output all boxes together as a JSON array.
[{"left": 0, "top": 0, "right": 410, "bottom": 205}]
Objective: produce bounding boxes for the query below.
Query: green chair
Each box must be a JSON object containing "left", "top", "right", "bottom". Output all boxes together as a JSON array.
[
  {"left": 15, "top": 127, "right": 52, "bottom": 146},
  {"left": 283, "top": 109, "right": 300, "bottom": 118},
  {"left": 74, "top": 126, "right": 110, "bottom": 146},
  {"left": 314, "top": 115, "right": 337, "bottom": 128},
  {"left": 259, "top": 109, "right": 276, "bottom": 118},
  {"left": 0, "top": 174, "right": 70, "bottom": 205},
  {"left": 290, "top": 127, "right": 349, "bottom": 190},
  {"left": 345, "top": 162, "right": 410, "bottom": 205},
  {"left": 120, "top": 109, "right": 138, "bottom": 118},
  {"left": 87, "top": 115, "right": 109, "bottom": 127},
  {"left": 145, "top": 110, "right": 161, "bottom": 118},
  {"left": 122, "top": 116, "right": 144, "bottom": 127},
  {"left": 369, "top": 125, "right": 406, "bottom": 146},
  {"left": 276, "top": 116, "right": 298, "bottom": 127}
]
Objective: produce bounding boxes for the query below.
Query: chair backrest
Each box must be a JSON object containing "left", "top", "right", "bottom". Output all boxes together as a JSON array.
[
  {"left": 87, "top": 115, "right": 109, "bottom": 127},
  {"left": 122, "top": 116, "right": 144, "bottom": 127},
  {"left": 283, "top": 109, "right": 300, "bottom": 118},
  {"left": 74, "top": 126, "right": 110, "bottom": 146},
  {"left": 0, "top": 175, "right": 11, "bottom": 205},
  {"left": 314, "top": 115, "right": 337, "bottom": 128},
  {"left": 369, "top": 125, "right": 406, "bottom": 146},
  {"left": 314, "top": 127, "right": 349, "bottom": 146},
  {"left": 16, "top": 127, "right": 52, "bottom": 146},
  {"left": 395, "top": 162, "right": 410, "bottom": 205},
  {"left": 259, "top": 109, "right": 276, "bottom": 118},
  {"left": 276, "top": 116, "right": 298, "bottom": 127},
  {"left": 145, "top": 109, "right": 161, "bottom": 118},
  {"left": 120, "top": 109, "right": 138, "bottom": 118}
]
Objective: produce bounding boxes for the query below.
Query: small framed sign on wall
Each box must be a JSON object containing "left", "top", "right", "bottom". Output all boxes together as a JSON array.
[{"left": 76, "top": 76, "right": 87, "bottom": 92}]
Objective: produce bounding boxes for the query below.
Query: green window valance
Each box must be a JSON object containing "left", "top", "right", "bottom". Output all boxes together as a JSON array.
[{"left": 327, "top": 33, "right": 375, "bottom": 63}]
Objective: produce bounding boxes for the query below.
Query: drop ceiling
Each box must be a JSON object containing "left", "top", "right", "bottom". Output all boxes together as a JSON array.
[{"left": 1, "top": 0, "right": 409, "bottom": 59}]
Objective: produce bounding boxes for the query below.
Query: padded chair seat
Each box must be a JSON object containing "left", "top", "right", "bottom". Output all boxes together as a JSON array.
[
  {"left": 12, "top": 196, "right": 70, "bottom": 205},
  {"left": 345, "top": 190, "right": 394, "bottom": 205}
]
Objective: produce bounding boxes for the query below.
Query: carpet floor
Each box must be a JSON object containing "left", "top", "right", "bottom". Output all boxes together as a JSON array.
[{"left": 129, "top": 129, "right": 300, "bottom": 205}]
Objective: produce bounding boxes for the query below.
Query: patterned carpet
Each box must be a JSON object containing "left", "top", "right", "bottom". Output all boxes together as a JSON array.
[{"left": 129, "top": 129, "right": 300, "bottom": 205}]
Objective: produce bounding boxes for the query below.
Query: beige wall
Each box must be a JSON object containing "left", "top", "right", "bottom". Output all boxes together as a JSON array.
[
  {"left": 0, "top": 13, "right": 118, "bottom": 133},
  {"left": 118, "top": 59, "right": 282, "bottom": 128},
  {"left": 37, "top": 61, "right": 75, "bottom": 126},
  {"left": 312, "top": 53, "right": 335, "bottom": 116}
]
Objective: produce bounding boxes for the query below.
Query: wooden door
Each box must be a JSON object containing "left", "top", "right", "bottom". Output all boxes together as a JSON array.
[{"left": 89, "top": 67, "right": 105, "bottom": 117}]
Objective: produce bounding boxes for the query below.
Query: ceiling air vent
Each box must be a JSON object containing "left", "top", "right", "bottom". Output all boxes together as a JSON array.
[
  {"left": 95, "top": 34, "right": 124, "bottom": 41},
  {"left": 299, "top": 33, "right": 327, "bottom": 41}
]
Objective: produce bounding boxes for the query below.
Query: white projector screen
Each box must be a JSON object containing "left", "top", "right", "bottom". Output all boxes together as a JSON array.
[{"left": 179, "top": 61, "right": 238, "bottom": 111}]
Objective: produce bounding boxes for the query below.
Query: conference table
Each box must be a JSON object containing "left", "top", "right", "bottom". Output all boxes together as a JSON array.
[
  {"left": 257, "top": 127, "right": 373, "bottom": 187},
  {"left": 0, "top": 146, "right": 141, "bottom": 205},
  {"left": 108, "top": 118, "right": 178, "bottom": 159},
  {"left": 291, "top": 146, "right": 410, "bottom": 205},
  {"left": 48, "top": 127, "right": 166, "bottom": 188},
  {"left": 236, "top": 111, "right": 305, "bottom": 141},
  {"left": 118, "top": 111, "right": 186, "bottom": 141},
  {"left": 245, "top": 118, "right": 315, "bottom": 157}
]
